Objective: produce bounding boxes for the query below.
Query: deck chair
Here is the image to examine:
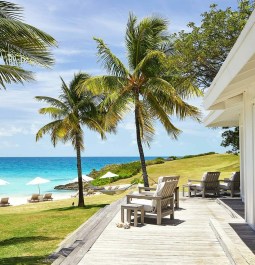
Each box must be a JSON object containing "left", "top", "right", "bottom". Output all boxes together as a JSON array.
[
  {"left": 100, "top": 184, "right": 132, "bottom": 195},
  {"left": 0, "top": 197, "right": 10, "bottom": 207},
  {"left": 138, "top": 176, "right": 180, "bottom": 208},
  {"left": 43, "top": 193, "right": 53, "bottom": 201},
  {"left": 127, "top": 180, "right": 178, "bottom": 225},
  {"left": 188, "top": 172, "right": 220, "bottom": 198},
  {"left": 27, "top": 194, "right": 40, "bottom": 203},
  {"left": 220, "top": 172, "right": 240, "bottom": 197}
]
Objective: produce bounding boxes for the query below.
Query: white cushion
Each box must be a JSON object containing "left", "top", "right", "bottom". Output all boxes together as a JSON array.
[
  {"left": 131, "top": 198, "right": 153, "bottom": 212},
  {"left": 157, "top": 176, "right": 164, "bottom": 185},
  {"left": 229, "top": 172, "right": 235, "bottom": 181},
  {"left": 152, "top": 182, "right": 165, "bottom": 208},
  {"left": 220, "top": 183, "right": 229, "bottom": 189},
  {"left": 201, "top": 172, "right": 207, "bottom": 181}
]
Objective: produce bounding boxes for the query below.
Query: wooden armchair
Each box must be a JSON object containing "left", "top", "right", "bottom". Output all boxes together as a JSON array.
[
  {"left": 188, "top": 172, "right": 220, "bottom": 198},
  {"left": 220, "top": 172, "right": 240, "bottom": 197},
  {"left": 138, "top": 176, "right": 180, "bottom": 208},
  {"left": 127, "top": 180, "right": 178, "bottom": 225}
]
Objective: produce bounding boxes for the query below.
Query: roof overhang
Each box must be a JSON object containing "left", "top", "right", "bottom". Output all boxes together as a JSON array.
[{"left": 203, "top": 10, "right": 255, "bottom": 127}]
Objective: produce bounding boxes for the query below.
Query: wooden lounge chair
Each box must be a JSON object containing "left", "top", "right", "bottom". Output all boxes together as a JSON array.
[
  {"left": 100, "top": 184, "right": 132, "bottom": 195},
  {"left": 27, "top": 194, "right": 40, "bottom": 203},
  {"left": 0, "top": 197, "right": 10, "bottom": 207},
  {"left": 188, "top": 172, "right": 220, "bottom": 198},
  {"left": 220, "top": 172, "right": 240, "bottom": 197},
  {"left": 138, "top": 176, "right": 180, "bottom": 208},
  {"left": 127, "top": 180, "right": 178, "bottom": 225},
  {"left": 43, "top": 193, "right": 53, "bottom": 201}
]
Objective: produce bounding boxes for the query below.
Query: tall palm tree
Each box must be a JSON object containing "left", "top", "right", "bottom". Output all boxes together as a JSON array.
[
  {"left": 81, "top": 14, "right": 202, "bottom": 187},
  {"left": 0, "top": 1, "right": 57, "bottom": 89},
  {"left": 35, "top": 73, "right": 109, "bottom": 207}
]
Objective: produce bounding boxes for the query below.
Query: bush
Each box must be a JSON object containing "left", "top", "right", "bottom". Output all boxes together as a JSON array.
[{"left": 89, "top": 157, "right": 165, "bottom": 186}]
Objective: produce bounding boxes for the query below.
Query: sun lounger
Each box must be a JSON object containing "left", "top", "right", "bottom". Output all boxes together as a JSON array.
[
  {"left": 27, "top": 194, "right": 40, "bottom": 203},
  {"left": 100, "top": 184, "right": 132, "bottom": 195},
  {"left": 0, "top": 197, "right": 10, "bottom": 207},
  {"left": 43, "top": 193, "right": 53, "bottom": 201}
]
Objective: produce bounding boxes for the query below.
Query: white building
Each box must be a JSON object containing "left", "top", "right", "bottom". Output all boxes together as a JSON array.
[{"left": 204, "top": 9, "right": 255, "bottom": 229}]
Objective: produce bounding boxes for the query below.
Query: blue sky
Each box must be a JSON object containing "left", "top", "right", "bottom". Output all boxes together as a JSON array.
[{"left": 0, "top": 0, "right": 239, "bottom": 157}]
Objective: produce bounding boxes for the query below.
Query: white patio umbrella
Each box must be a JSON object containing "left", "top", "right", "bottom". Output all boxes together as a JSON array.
[
  {"left": 100, "top": 172, "right": 118, "bottom": 179},
  {"left": 26, "top": 177, "right": 50, "bottom": 194},
  {"left": 0, "top": 178, "right": 9, "bottom": 185},
  {"left": 70, "top": 175, "right": 93, "bottom": 183}
]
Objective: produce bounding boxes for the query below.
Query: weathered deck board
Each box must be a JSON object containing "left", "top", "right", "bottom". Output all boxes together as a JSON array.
[{"left": 77, "top": 197, "right": 232, "bottom": 265}]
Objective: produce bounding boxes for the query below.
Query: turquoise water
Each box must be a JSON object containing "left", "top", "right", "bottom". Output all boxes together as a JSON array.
[{"left": 0, "top": 157, "right": 157, "bottom": 196}]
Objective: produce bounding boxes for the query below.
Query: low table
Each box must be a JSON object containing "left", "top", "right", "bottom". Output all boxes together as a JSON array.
[
  {"left": 121, "top": 203, "right": 144, "bottom": 227},
  {"left": 182, "top": 184, "right": 197, "bottom": 197}
]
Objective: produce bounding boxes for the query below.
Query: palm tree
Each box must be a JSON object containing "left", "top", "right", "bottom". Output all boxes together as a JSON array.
[
  {"left": 81, "top": 14, "right": 202, "bottom": 187},
  {"left": 0, "top": 1, "right": 57, "bottom": 89},
  {"left": 35, "top": 73, "right": 110, "bottom": 207}
]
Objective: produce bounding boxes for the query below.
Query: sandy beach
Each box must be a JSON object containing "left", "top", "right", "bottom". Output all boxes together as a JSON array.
[{"left": 7, "top": 191, "right": 76, "bottom": 206}]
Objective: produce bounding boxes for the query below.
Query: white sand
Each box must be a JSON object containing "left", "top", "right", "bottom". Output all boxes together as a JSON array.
[{"left": 8, "top": 191, "right": 77, "bottom": 206}]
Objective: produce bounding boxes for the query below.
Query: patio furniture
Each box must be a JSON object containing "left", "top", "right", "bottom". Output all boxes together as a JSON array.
[
  {"left": 0, "top": 197, "right": 10, "bottom": 207},
  {"left": 138, "top": 176, "right": 180, "bottom": 208},
  {"left": 188, "top": 172, "right": 220, "bottom": 198},
  {"left": 220, "top": 172, "right": 240, "bottom": 197},
  {"left": 121, "top": 203, "right": 144, "bottom": 227},
  {"left": 182, "top": 183, "right": 197, "bottom": 197},
  {"left": 27, "top": 194, "right": 40, "bottom": 202},
  {"left": 127, "top": 180, "right": 178, "bottom": 225},
  {"left": 43, "top": 193, "right": 53, "bottom": 201},
  {"left": 100, "top": 184, "right": 132, "bottom": 195}
]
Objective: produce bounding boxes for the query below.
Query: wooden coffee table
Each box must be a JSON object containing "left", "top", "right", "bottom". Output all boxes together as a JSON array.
[{"left": 182, "top": 184, "right": 197, "bottom": 197}]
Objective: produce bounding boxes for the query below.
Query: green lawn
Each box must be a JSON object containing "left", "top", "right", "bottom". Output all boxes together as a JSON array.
[
  {"left": 0, "top": 193, "right": 126, "bottom": 265},
  {"left": 0, "top": 153, "right": 239, "bottom": 265}
]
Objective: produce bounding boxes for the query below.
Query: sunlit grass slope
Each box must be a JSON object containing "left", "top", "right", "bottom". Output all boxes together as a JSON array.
[{"left": 115, "top": 153, "right": 240, "bottom": 187}]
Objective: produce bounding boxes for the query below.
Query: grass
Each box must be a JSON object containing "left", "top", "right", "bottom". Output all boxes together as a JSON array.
[
  {"left": 114, "top": 153, "right": 240, "bottom": 187},
  {"left": 0, "top": 153, "right": 239, "bottom": 264},
  {"left": 0, "top": 193, "right": 126, "bottom": 265}
]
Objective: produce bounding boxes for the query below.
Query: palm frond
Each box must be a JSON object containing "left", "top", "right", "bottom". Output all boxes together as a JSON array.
[
  {"left": 0, "top": 64, "right": 33, "bottom": 89},
  {"left": 0, "top": 18, "right": 56, "bottom": 67},
  {"left": 35, "top": 96, "right": 68, "bottom": 111},
  {"left": 145, "top": 93, "right": 181, "bottom": 139},
  {"left": 0, "top": 1, "right": 22, "bottom": 20},
  {"left": 93, "top": 37, "right": 128, "bottom": 77}
]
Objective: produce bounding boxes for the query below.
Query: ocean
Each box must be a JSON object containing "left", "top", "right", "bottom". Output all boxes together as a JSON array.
[{"left": 0, "top": 157, "right": 158, "bottom": 197}]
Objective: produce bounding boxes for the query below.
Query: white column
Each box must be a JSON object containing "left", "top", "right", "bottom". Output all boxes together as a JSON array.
[
  {"left": 239, "top": 114, "right": 244, "bottom": 202},
  {"left": 243, "top": 89, "right": 255, "bottom": 229}
]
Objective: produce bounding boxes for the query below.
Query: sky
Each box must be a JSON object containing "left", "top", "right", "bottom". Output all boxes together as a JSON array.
[{"left": 0, "top": 0, "right": 240, "bottom": 157}]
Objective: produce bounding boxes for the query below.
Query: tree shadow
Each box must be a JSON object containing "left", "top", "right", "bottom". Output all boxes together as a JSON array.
[
  {"left": 0, "top": 255, "right": 49, "bottom": 265},
  {"left": 0, "top": 236, "right": 59, "bottom": 247},
  {"left": 44, "top": 203, "right": 109, "bottom": 212}
]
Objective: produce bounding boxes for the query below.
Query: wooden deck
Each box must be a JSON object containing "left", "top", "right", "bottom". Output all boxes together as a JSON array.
[{"left": 76, "top": 197, "right": 236, "bottom": 265}]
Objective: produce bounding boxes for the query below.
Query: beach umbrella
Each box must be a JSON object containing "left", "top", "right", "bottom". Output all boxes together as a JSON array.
[
  {"left": 70, "top": 175, "right": 93, "bottom": 183},
  {"left": 0, "top": 179, "right": 9, "bottom": 185},
  {"left": 100, "top": 172, "right": 118, "bottom": 179},
  {"left": 26, "top": 177, "right": 50, "bottom": 194}
]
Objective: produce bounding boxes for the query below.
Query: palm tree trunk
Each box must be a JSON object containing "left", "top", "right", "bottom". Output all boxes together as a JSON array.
[
  {"left": 135, "top": 100, "right": 149, "bottom": 187},
  {"left": 76, "top": 134, "right": 85, "bottom": 207}
]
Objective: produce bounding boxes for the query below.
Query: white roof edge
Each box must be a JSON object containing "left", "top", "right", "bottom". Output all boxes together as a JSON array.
[
  {"left": 204, "top": 9, "right": 255, "bottom": 109},
  {"left": 203, "top": 110, "right": 224, "bottom": 127}
]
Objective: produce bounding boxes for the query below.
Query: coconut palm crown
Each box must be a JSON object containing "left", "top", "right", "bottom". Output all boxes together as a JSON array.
[
  {"left": 81, "top": 14, "right": 202, "bottom": 187},
  {"left": 36, "top": 73, "right": 111, "bottom": 207},
  {"left": 0, "top": 1, "right": 57, "bottom": 89}
]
